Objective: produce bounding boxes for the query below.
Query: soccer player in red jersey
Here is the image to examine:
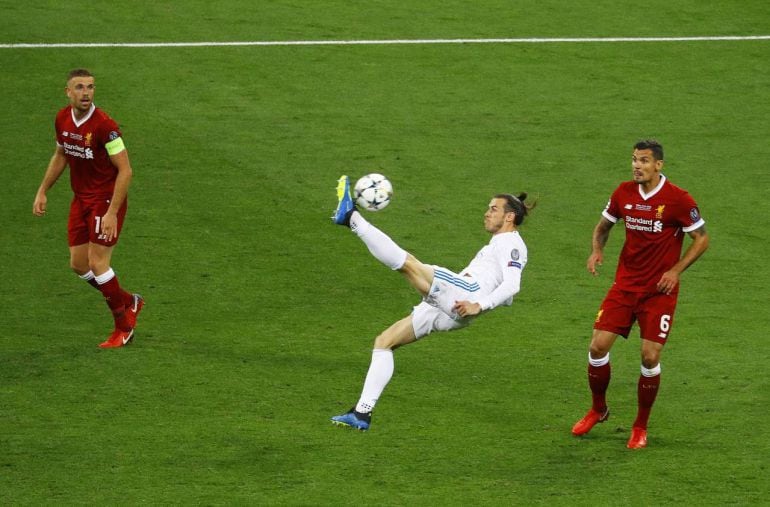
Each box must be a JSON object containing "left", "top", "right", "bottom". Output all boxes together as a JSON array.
[
  {"left": 571, "top": 139, "right": 709, "bottom": 448},
  {"left": 33, "top": 69, "right": 143, "bottom": 348}
]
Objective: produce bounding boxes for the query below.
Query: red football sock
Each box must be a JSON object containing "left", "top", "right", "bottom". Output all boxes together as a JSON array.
[
  {"left": 633, "top": 373, "right": 661, "bottom": 429},
  {"left": 588, "top": 362, "right": 611, "bottom": 413},
  {"left": 96, "top": 271, "right": 133, "bottom": 331}
]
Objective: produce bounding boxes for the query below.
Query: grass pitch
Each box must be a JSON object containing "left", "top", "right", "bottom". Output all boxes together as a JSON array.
[{"left": 1, "top": 1, "right": 769, "bottom": 504}]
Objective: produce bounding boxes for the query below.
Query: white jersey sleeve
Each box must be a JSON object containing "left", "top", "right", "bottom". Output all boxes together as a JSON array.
[{"left": 475, "top": 234, "right": 527, "bottom": 311}]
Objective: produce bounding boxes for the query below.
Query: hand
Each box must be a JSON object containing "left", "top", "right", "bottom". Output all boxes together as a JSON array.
[
  {"left": 453, "top": 300, "right": 482, "bottom": 318},
  {"left": 587, "top": 252, "right": 603, "bottom": 276},
  {"left": 656, "top": 270, "right": 680, "bottom": 295},
  {"left": 33, "top": 193, "right": 47, "bottom": 216},
  {"left": 101, "top": 212, "right": 119, "bottom": 242}
]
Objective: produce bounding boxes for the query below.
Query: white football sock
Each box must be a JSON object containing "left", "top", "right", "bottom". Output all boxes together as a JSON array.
[
  {"left": 79, "top": 271, "right": 96, "bottom": 282},
  {"left": 355, "top": 348, "right": 394, "bottom": 414},
  {"left": 589, "top": 352, "right": 610, "bottom": 367},
  {"left": 350, "top": 212, "right": 407, "bottom": 270},
  {"left": 641, "top": 363, "right": 661, "bottom": 377},
  {"left": 94, "top": 268, "right": 116, "bottom": 285}
]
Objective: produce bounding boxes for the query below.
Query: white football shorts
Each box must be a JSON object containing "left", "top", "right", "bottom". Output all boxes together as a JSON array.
[{"left": 411, "top": 266, "right": 480, "bottom": 339}]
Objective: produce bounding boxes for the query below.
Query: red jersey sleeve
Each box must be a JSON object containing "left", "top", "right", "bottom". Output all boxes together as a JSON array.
[
  {"left": 672, "top": 191, "right": 705, "bottom": 232},
  {"left": 601, "top": 185, "right": 624, "bottom": 223},
  {"left": 95, "top": 117, "right": 122, "bottom": 147}
]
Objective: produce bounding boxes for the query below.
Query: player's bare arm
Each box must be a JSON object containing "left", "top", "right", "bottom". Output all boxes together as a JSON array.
[
  {"left": 587, "top": 217, "right": 614, "bottom": 275},
  {"left": 656, "top": 225, "right": 710, "bottom": 294},
  {"left": 101, "top": 149, "right": 133, "bottom": 242},
  {"left": 33, "top": 147, "right": 68, "bottom": 216}
]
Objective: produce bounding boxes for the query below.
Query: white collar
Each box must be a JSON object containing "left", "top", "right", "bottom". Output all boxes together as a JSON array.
[
  {"left": 490, "top": 230, "right": 518, "bottom": 243},
  {"left": 638, "top": 174, "right": 666, "bottom": 201},
  {"left": 71, "top": 103, "right": 96, "bottom": 128}
]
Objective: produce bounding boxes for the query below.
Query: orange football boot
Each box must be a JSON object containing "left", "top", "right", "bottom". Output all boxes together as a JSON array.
[
  {"left": 627, "top": 427, "right": 648, "bottom": 449},
  {"left": 99, "top": 328, "right": 134, "bottom": 349},
  {"left": 571, "top": 408, "right": 610, "bottom": 436},
  {"left": 125, "top": 294, "right": 144, "bottom": 329}
]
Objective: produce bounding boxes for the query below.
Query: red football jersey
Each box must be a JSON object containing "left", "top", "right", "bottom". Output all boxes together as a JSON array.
[
  {"left": 602, "top": 175, "right": 705, "bottom": 292},
  {"left": 55, "top": 104, "right": 123, "bottom": 200}
]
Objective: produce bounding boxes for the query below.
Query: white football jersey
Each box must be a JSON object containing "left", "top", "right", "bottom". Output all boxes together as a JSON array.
[{"left": 460, "top": 231, "right": 527, "bottom": 311}]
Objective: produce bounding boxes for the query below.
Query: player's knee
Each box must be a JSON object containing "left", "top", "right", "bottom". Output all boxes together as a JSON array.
[
  {"left": 589, "top": 344, "right": 610, "bottom": 359},
  {"left": 641, "top": 355, "right": 660, "bottom": 370},
  {"left": 589, "top": 330, "right": 617, "bottom": 359},
  {"left": 373, "top": 335, "right": 395, "bottom": 350},
  {"left": 70, "top": 266, "right": 89, "bottom": 276},
  {"left": 396, "top": 254, "right": 417, "bottom": 274},
  {"left": 69, "top": 259, "right": 89, "bottom": 275},
  {"left": 641, "top": 340, "right": 663, "bottom": 368},
  {"left": 374, "top": 329, "right": 406, "bottom": 350},
  {"left": 374, "top": 317, "right": 415, "bottom": 350},
  {"left": 88, "top": 261, "right": 108, "bottom": 275},
  {"left": 399, "top": 255, "right": 433, "bottom": 295},
  {"left": 87, "top": 253, "right": 111, "bottom": 274}
]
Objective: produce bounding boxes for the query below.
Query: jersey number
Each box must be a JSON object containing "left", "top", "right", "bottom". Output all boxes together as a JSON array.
[
  {"left": 658, "top": 314, "right": 671, "bottom": 339},
  {"left": 94, "top": 216, "right": 107, "bottom": 240}
]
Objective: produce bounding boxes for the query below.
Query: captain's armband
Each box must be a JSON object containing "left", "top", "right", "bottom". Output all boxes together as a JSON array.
[{"left": 105, "top": 136, "right": 126, "bottom": 156}]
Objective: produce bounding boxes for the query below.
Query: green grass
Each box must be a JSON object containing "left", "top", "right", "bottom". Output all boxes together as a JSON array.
[{"left": 1, "top": 1, "right": 769, "bottom": 504}]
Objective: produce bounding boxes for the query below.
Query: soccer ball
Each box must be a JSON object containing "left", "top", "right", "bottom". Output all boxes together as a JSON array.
[{"left": 354, "top": 173, "right": 393, "bottom": 211}]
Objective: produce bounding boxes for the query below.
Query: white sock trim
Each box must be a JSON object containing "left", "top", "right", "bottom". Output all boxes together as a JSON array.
[
  {"left": 392, "top": 250, "right": 407, "bottom": 270},
  {"left": 94, "top": 268, "right": 115, "bottom": 285},
  {"left": 589, "top": 352, "right": 610, "bottom": 367},
  {"left": 79, "top": 270, "right": 96, "bottom": 281},
  {"left": 641, "top": 363, "right": 661, "bottom": 377}
]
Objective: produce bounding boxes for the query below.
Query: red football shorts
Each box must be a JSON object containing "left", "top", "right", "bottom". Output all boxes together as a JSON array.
[
  {"left": 593, "top": 285, "right": 678, "bottom": 344},
  {"left": 67, "top": 196, "right": 127, "bottom": 247}
]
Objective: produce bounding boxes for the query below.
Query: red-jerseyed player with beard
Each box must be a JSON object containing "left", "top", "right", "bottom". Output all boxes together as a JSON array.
[
  {"left": 572, "top": 139, "right": 709, "bottom": 449},
  {"left": 33, "top": 68, "right": 143, "bottom": 348}
]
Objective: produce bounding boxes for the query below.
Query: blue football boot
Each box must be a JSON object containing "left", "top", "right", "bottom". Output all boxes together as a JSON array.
[
  {"left": 331, "top": 408, "right": 371, "bottom": 431},
  {"left": 332, "top": 175, "right": 355, "bottom": 226}
]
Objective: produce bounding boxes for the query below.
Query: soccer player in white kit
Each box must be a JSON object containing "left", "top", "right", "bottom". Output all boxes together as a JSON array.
[{"left": 330, "top": 175, "right": 533, "bottom": 430}]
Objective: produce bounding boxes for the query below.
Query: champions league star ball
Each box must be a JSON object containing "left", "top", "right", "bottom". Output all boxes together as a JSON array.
[{"left": 354, "top": 173, "right": 393, "bottom": 211}]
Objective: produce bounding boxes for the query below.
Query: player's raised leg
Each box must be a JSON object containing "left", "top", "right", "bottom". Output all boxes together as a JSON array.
[{"left": 332, "top": 175, "right": 434, "bottom": 296}]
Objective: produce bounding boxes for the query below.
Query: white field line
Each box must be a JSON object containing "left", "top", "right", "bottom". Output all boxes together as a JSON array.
[{"left": 2, "top": 35, "right": 770, "bottom": 49}]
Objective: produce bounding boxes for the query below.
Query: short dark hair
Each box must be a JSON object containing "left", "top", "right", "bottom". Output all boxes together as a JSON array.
[
  {"left": 495, "top": 193, "right": 535, "bottom": 226},
  {"left": 634, "top": 139, "right": 664, "bottom": 161},
  {"left": 67, "top": 68, "right": 93, "bottom": 81}
]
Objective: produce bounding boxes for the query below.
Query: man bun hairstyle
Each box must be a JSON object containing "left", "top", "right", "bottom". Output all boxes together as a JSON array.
[
  {"left": 634, "top": 139, "right": 664, "bottom": 161},
  {"left": 496, "top": 192, "right": 536, "bottom": 226}
]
